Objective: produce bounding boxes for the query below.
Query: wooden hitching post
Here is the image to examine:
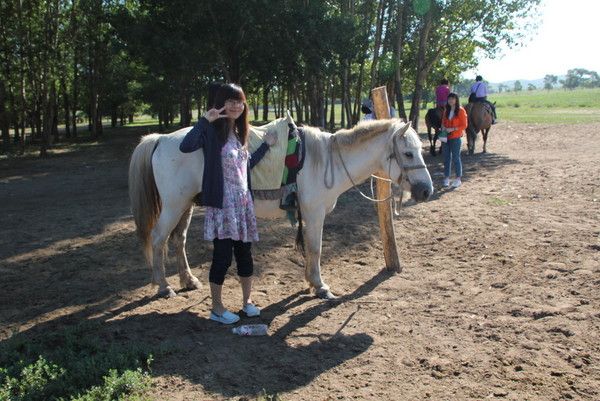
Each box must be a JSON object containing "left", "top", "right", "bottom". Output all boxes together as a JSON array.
[{"left": 371, "top": 86, "right": 401, "bottom": 272}]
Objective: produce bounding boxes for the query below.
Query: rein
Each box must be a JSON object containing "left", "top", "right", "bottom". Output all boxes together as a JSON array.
[{"left": 323, "top": 131, "right": 428, "bottom": 206}]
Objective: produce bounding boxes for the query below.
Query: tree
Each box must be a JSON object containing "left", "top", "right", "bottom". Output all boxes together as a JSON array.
[
  {"left": 543, "top": 74, "right": 557, "bottom": 90},
  {"left": 561, "top": 68, "right": 600, "bottom": 89},
  {"left": 527, "top": 83, "right": 536, "bottom": 91},
  {"left": 514, "top": 80, "right": 522, "bottom": 92},
  {"left": 407, "top": 0, "right": 541, "bottom": 128}
]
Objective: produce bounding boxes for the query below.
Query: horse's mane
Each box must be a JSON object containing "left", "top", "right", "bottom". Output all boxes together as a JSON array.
[
  {"left": 299, "top": 119, "right": 399, "bottom": 169},
  {"left": 334, "top": 119, "right": 394, "bottom": 147}
]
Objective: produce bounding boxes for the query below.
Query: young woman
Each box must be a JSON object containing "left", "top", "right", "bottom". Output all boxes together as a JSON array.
[
  {"left": 179, "top": 83, "right": 277, "bottom": 324},
  {"left": 441, "top": 92, "right": 467, "bottom": 188}
]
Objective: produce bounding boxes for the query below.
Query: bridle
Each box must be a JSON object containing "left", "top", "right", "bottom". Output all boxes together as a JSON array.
[{"left": 324, "top": 130, "right": 428, "bottom": 205}]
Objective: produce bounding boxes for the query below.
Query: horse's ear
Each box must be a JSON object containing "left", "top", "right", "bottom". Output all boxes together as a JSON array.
[
  {"left": 395, "top": 121, "right": 411, "bottom": 137},
  {"left": 286, "top": 109, "right": 297, "bottom": 129}
]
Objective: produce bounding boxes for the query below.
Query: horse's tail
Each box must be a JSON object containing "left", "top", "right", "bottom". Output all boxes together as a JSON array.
[
  {"left": 128, "top": 134, "right": 162, "bottom": 268},
  {"left": 295, "top": 206, "right": 305, "bottom": 256}
]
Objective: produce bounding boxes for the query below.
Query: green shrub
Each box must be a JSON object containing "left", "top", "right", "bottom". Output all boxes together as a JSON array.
[{"left": 0, "top": 322, "right": 155, "bottom": 401}]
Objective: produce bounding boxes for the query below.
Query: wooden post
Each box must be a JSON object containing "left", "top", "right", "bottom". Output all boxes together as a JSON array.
[{"left": 371, "top": 86, "right": 401, "bottom": 272}]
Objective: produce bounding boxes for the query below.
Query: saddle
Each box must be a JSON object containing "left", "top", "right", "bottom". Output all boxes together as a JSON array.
[{"left": 248, "top": 112, "right": 304, "bottom": 196}]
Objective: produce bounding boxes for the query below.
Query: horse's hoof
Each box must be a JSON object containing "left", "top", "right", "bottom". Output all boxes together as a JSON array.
[
  {"left": 316, "top": 288, "right": 337, "bottom": 300},
  {"left": 482, "top": 149, "right": 487, "bottom": 154},
  {"left": 158, "top": 287, "right": 177, "bottom": 298},
  {"left": 182, "top": 276, "right": 202, "bottom": 291}
]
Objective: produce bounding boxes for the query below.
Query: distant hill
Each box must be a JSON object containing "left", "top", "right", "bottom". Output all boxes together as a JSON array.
[{"left": 489, "top": 76, "right": 566, "bottom": 91}]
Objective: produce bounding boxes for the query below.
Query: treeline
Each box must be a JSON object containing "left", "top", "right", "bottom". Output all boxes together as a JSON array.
[{"left": 0, "top": 0, "right": 540, "bottom": 156}]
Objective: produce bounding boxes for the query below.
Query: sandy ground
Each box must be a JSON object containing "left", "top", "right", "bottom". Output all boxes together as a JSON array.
[{"left": 1, "top": 121, "right": 599, "bottom": 401}]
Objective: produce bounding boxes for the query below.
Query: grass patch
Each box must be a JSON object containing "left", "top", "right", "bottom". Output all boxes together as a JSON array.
[
  {"left": 492, "top": 88, "right": 600, "bottom": 124},
  {"left": 488, "top": 197, "right": 511, "bottom": 206},
  {"left": 0, "top": 321, "right": 156, "bottom": 401},
  {"left": 256, "top": 390, "right": 284, "bottom": 401}
]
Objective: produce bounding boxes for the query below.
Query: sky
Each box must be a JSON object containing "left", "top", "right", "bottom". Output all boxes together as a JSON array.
[{"left": 466, "top": 0, "right": 600, "bottom": 83}]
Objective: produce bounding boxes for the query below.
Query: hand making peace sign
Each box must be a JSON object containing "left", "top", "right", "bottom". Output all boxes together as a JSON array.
[{"left": 203, "top": 106, "right": 227, "bottom": 123}]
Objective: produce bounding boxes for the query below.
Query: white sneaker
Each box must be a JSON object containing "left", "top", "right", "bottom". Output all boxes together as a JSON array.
[
  {"left": 451, "top": 178, "right": 462, "bottom": 188},
  {"left": 210, "top": 310, "right": 240, "bottom": 325},
  {"left": 242, "top": 303, "right": 261, "bottom": 317},
  {"left": 442, "top": 178, "right": 450, "bottom": 187}
]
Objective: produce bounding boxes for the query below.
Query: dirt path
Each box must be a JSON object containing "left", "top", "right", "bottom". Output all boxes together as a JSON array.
[{"left": 1, "top": 122, "right": 599, "bottom": 400}]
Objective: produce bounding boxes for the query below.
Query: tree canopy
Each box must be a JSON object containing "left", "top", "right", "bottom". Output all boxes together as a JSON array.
[{"left": 0, "top": 0, "right": 541, "bottom": 155}]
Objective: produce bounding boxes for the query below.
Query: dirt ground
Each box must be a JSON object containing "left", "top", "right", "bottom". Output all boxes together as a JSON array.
[{"left": 1, "top": 121, "right": 599, "bottom": 401}]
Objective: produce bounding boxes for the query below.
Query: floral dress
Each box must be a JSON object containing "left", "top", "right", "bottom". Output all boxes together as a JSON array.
[{"left": 204, "top": 133, "right": 259, "bottom": 242}]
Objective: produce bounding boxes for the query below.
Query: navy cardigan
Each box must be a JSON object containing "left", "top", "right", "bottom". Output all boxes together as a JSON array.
[{"left": 179, "top": 117, "right": 269, "bottom": 208}]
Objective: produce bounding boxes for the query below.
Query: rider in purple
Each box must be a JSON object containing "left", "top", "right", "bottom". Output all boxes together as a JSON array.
[
  {"left": 435, "top": 78, "right": 450, "bottom": 107},
  {"left": 469, "top": 75, "right": 497, "bottom": 123}
]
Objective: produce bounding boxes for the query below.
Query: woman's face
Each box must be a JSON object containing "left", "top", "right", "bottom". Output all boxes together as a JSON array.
[
  {"left": 448, "top": 96, "right": 457, "bottom": 107},
  {"left": 224, "top": 98, "right": 245, "bottom": 120}
]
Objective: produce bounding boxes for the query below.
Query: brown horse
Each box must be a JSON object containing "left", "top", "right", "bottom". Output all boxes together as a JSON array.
[
  {"left": 465, "top": 102, "right": 493, "bottom": 154},
  {"left": 424, "top": 106, "right": 443, "bottom": 156}
]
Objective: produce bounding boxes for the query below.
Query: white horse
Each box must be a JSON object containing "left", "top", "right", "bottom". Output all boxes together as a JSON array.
[{"left": 128, "top": 117, "right": 433, "bottom": 299}]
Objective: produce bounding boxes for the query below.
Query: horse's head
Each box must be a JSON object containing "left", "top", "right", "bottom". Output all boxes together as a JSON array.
[{"left": 381, "top": 121, "right": 433, "bottom": 202}]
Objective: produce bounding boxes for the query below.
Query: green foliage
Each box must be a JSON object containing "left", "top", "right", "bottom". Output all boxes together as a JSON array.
[
  {"left": 513, "top": 80, "right": 522, "bottom": 92},
  {"left": 543, "top": 74, "right": 558, "bottom": 90},
  {"left": 256, "top": 389, "right": 284, "bottom": 401},
  {"left": 0, "top": 322, "right": 155, "bottom": 401},
  {"left": 560, "top": 68, "right": 600, "bottom": 89}
]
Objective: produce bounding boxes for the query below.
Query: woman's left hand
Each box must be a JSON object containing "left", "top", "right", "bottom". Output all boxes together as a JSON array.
[{"left": 264, "top": 130, "right": 278, "bottom": 147}]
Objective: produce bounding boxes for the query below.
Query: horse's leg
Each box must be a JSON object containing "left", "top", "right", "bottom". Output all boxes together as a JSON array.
[
  {"left": 482, "top": 128, "right": 489, "bottom": 153},
  {"left": 467, "top": 129, "right": 475, "bottom": 155},
  {"left": 151, "top": 202, "right": 188, "bottom": 297},
  {"left": 427, "top": 125, "right": 435, "bottom": 156},
  {"left": 303, "top": 208, "right": 335, "bottom": 299},
  {"left": 171, "top": 205, "right": 202, "bottom": 291}
]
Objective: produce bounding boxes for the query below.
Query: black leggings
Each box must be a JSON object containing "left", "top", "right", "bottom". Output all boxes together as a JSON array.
[{"left": 209, "top": 238, "right": 254, "bottom": 285}]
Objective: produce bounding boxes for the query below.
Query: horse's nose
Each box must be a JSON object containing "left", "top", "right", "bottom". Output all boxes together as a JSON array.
[{"left": 411, "top": 182, "right": 433, "bottom": 202}]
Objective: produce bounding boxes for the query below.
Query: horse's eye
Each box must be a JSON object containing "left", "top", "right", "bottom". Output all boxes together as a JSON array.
[{"left": 404, "top": 152, "right": 413, "bottom": 159}]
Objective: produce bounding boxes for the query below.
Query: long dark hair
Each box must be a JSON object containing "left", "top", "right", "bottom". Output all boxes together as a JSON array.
[
  {"left": 207, "top": 82, "right": 223, "bottom": 108},
  {"left": 212, "top": 83, "right": 249, "bottom": 147},
  {"left": 445, "top": 92, "right": 460, "bottom": 119}
]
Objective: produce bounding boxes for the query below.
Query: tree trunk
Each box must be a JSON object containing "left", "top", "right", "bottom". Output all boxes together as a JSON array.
[
  {"left": 270, "top": 89, "right": 278, "bottom": 118},
  {"left": 262, "top": 85, "right": 270, "bottom": 121},
  {"left": 328, "top": 79, "right": 336, "bottom": 130},
  {"left": 61, "top": 78, "right": 71, "bottom": 138},
  {"left": 252, "top": 97, "right": 258, "bottom": 121},
  {"left": 52, "top": 87, "right": 59, "bottom": 143},
  {"left": 409, "top": 7, "right": 433, "bottom": 130},
  {"left": 40, "top": 85, "right": 56, "bottom": 157},
  {"left": 353, "top": 59, "right": 366, "bottom": 126},
  {"left": 293, "top": 88, "right": 302, "bottom": 124},
  {"left": 393, "top": 0, "right": 408, "bottom": 120},
  {"left": 0, "top": 82, "right": 10, "bottom": 152},
  {"left": 369, "top": 0, "right": 387, "bottom": 89},
  {"left": 179, "top": 86, "right": 192, "bottom": 127},
  {"left": 111, "top": 108, "right": 118, "bottom": 127}
]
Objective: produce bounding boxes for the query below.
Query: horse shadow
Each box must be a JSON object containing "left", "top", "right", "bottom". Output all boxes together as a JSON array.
[{"left": 1, "top": 269, "right": 393, "bottom": 397}]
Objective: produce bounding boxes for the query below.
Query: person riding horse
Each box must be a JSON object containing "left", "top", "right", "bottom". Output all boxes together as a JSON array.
[
  {"left": 425, "top": 78, "right": 450, "bottom": 155},
  {"left": 468, "top": 75, "right": 497, "bottom": 124}
]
